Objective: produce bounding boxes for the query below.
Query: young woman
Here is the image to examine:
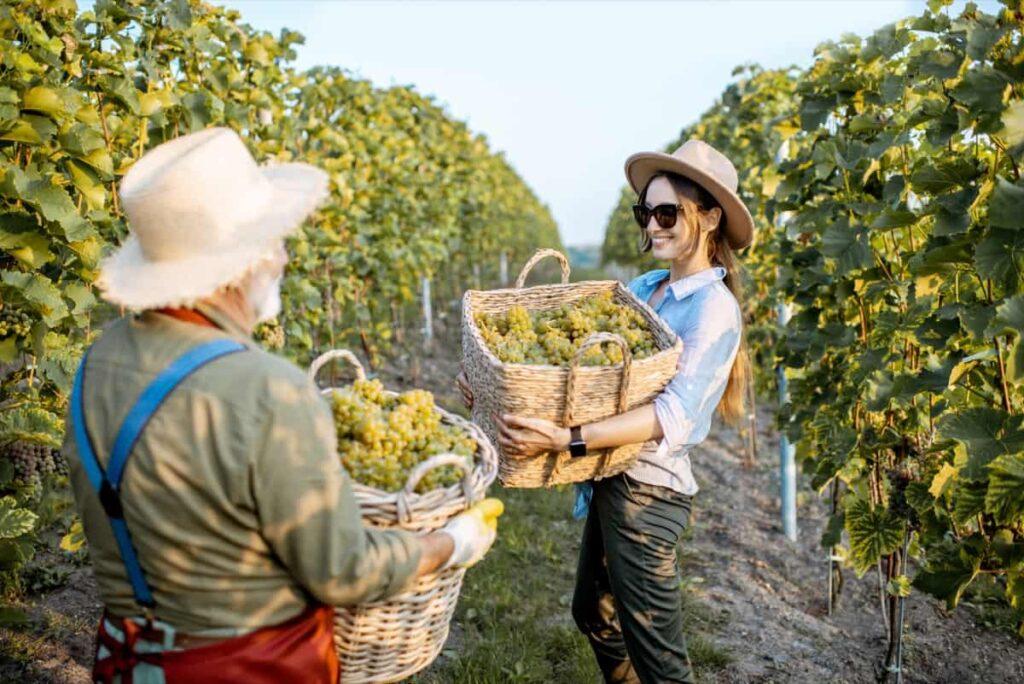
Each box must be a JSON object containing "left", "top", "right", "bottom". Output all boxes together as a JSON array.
[{"left": 458, "top": 139, "right": 754, "bottom": 683}]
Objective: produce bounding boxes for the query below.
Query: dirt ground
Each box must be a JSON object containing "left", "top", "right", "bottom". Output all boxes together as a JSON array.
[
  {"left": 2, "top": 336, "right": 1023, "bottom": 683},
  {"left": 690, "top": 409, "right": 1024, "bottom": 684}
]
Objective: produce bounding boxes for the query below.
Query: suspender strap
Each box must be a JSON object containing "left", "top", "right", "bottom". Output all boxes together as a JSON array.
[{"left": 71, "top": 339, "right": 247, "bottom": 609}]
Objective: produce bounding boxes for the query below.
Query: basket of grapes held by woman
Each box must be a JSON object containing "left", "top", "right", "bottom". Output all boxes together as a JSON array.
[
  {"left": 462, "top": 249, "right": 682, "bottom": 488},
  {"left": 308, "top": 349, "right": 498, "bottom": 684}
]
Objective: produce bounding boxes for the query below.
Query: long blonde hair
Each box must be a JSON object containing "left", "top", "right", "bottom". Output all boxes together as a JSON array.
[{"left": 638, "top": 173, "right": 750, "bottom": 425}]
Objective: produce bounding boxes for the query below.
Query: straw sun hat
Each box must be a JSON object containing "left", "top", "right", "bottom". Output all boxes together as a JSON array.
[
  {"left": 97, "top": 127, "right": 328, "bottom": 310},
  {"left": 624, "top": 139, "right": 755, "bottom": 250}
]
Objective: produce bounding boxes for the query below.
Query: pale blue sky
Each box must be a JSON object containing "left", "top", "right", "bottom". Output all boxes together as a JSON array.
[{"left": 86, "top": 1, "right": 997, "bottom": 246}]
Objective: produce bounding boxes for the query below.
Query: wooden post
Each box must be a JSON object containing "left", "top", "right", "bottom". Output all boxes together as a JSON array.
[{"left": 499, "top": 251, "right": 508, "bottom": 287}]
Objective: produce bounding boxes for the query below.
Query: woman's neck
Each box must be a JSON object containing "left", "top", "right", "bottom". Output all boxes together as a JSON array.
[{"left": 669, "top": 254, "right": 713, "bottom": 283}]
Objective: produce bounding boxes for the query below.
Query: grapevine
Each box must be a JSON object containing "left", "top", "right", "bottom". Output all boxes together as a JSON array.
[{"left": 0, "top": 0, "right": 558, "bottom": 591}]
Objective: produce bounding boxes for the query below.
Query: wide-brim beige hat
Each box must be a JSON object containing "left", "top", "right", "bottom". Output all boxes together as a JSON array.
[
  {"left": 625, "top": 138, "right": 754, "bottom": 250},
  {"left": 98, "top": 127, "right": 328, "bottom": 310}
]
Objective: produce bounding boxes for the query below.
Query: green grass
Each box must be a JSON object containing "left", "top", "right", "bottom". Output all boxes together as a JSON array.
[
  {"left": 0, "top": 601, "right": 91, "bottom": 682},
  {"left": 412, "top": 485, "right": 731, "bottom": 683},
  {"left": 961, "top": 574, "right": 1024, "bottom": 638}
]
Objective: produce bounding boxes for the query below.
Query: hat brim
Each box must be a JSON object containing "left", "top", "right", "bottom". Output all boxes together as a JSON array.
[
  {"left": 625, "top": 152, "right": 754, "bottom": 250},
  {"left": 97, "top": 162, "right": 328, "bottom": 310}
]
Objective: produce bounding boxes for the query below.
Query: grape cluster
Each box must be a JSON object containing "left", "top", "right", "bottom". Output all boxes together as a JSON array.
[
  {"left": 474, "top": 292, "right": 657, "bottom": 366},
  {"left": 254, "top": 319, "right": 286, "bottom": 350},
  {"left": 0, "top": 311, "right": 33, "bottom": 339},
  {"left": 4, "top": 441, "right": 67, "bottom": 493},
  {"left": 332, "top": 378, "right": 476, "bottom": 493}
]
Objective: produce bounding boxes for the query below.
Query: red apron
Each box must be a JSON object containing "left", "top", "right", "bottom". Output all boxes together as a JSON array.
[{"left": 93, "top": 604, "right": 340, "bottom": 684}]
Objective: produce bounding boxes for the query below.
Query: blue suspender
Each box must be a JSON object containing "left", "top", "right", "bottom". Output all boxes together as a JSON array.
[{"left": 70, "top": 339, "right": 246, "bottom": 609}]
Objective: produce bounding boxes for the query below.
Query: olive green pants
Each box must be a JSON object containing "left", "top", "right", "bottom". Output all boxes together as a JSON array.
[{"left": 572, "top": 474, "right": 695, "bottom": 684}]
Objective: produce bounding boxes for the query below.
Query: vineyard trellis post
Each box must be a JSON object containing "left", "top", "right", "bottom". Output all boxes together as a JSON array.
[
  {"left": 774, "top": 136, "right": 797, "bottom": 542},
  {"left": 777, "top": 301, "right": 797, "bottom": 542},
  {"left": 827, "top": 479, "right": 843, "bottom": 616},
  {"left": 499, "top": 251, "right": 508, "bottom": 287},
  {"left": 421, "top": 276, "right": 433, "bottom": 343}
]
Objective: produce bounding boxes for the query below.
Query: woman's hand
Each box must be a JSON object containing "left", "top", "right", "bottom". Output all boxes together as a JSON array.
[
  {"left": 495, "top": 413, "right": 571, "bottom": 458},
  {"left": 456, "top": 368, "right": 474, "bottom": 409}
]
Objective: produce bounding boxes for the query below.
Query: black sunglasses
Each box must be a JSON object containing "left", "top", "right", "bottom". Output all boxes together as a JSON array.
[{"left": 632, "top": 203, "right": 683, "bottom": 230}]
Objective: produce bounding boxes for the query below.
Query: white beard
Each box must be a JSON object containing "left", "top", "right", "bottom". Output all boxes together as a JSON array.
[{"left": 246, "top": 270, "right": 282, "bottom": 323}]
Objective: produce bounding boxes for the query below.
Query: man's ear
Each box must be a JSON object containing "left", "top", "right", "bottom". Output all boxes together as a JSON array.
[{"left": 700, "top": 206, "right": 722, "bottom": 234}]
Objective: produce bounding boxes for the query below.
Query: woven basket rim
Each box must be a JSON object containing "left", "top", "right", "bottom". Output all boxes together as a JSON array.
[{"left": 462, "top": 279, "right": 682, "bottom": 373}]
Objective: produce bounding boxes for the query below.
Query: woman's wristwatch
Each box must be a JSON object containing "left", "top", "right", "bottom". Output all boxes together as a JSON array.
[{"left": 569, "top": 425, "right": 587, "bottom": 457}]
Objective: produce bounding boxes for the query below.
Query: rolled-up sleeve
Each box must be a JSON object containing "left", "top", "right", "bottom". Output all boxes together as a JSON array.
[
  {"left": 251, "top": 376, "right": 422, "bottom": 606},
  {"left": 653, "top": 293, "right": 742, "bottom": 456}
]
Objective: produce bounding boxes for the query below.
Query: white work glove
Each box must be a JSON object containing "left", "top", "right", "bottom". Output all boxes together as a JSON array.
[{"left": 439, "top": 498, "right": 504, "bottom": 571}]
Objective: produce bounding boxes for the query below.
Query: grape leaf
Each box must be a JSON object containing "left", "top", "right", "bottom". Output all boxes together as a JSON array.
[
  {"left": 989, "top": 178, "right": 1024, "bottom": 230},
  {"left": 0, "top": 497, "right": 37, "bottom": 540},
  {"left": 845, "top": 498, "right": 905, "bottom": 575},
  {"left": 986, "top": 453, "right": 1024, "bottom": 524},
  {"left": 991, "top": 295, "right": 1024, "bottom": 384},
  {"left": 913, "top": 553, "right": 980, "bottom": 609}
]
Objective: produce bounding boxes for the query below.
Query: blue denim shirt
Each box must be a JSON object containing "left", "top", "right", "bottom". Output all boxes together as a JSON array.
[{"left": 573, "top": 267, "right": 742, "bottom": 519}]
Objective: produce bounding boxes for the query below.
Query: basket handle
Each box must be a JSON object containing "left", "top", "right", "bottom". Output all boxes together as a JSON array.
[
  {"left": 562, "top": 332, "right": 633, "bottom": 427},
  {"left": 513, "top": 249, "right": 570, "bottom": 289},
  {"left": 547, "top": 333, "right": 632, "bottom": 485},
  {"left": 396, "top": 453, "right": 477, "bottom": 524},
  {"left": 308, "top": 349, "right": 366, "bottom": 388}
]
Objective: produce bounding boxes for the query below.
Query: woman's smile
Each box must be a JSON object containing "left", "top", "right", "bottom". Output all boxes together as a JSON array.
[
  {"left": 651, "top": 233, "right": 675, "bottom": 249},
  {"left": 649, "top": 230, "right": 681, "bottom": 257}
]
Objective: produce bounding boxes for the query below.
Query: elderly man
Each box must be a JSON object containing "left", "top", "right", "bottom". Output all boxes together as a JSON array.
[{"left": 64, "top": 127, "right": 501, "bottom": 683}]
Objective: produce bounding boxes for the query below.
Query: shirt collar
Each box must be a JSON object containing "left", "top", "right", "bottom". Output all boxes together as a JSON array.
[
  {"left": 667, "top": 266, "right": 727, "bottom": 301},
  {"left": 640, "top": 269, "right": 670, "bottom": 288},
  {"left": 192, "top": 301, "right": 254, "bottom": 341}
]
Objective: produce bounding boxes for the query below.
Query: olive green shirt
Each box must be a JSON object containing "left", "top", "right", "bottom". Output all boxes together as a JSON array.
[{"left": 63, "top": 304, "right": 421, "bottom": 633}]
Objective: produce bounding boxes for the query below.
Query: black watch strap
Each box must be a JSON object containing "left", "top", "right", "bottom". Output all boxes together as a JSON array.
[{"left": 569, "top": 425, "right": 587, "bottom": 457}]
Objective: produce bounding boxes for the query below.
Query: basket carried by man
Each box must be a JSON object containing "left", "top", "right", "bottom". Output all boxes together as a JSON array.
[
  {"left": 309, "top": 350, "right": 498, "bottom": 683},
  {"left": 461, "top": 249, "right": 682, "bottom": 488}
]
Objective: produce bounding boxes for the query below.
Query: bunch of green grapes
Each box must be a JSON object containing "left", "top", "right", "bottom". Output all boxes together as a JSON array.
[
  {"left": 254, "top": 319, "right": 286, "bottom": 350},
  {"left": 0, "top": 310, "right": 32, "bottom": 339},
  {"left": 474, "top": 291, "right": 657, "bottom": 366},
  {"left": 331, "top": 378, "right": 476, "bottom": 493}
]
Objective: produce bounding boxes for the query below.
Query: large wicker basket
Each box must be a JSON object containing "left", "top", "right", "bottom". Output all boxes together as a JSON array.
[
  {"left": 461, "top": 249, "right": 682, "bottom": 488},
  {"left": 308, "top": 350, "right": 498, "bottom": 683}
]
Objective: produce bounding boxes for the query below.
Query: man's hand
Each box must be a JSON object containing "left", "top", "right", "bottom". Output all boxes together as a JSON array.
[
  {"left": 456, "top": 368, "right": 474, "bottom": 409},
  {"left": 440, "top": 498, "right": 504, "bottom": 570},
  {"left": 495, "top": 414, "right": 571, "bottom": 458}
]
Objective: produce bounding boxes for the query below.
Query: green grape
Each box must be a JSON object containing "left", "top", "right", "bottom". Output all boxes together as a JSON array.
[
  {"left": 474, "top": 291, "right": 658, "bottom": 366},
  {"left": 254, "top": 320, "right": 286, "bottom": 350},
  {"left": 332, "top": 381, "right": 476, "bottom": 493},
  {"left": 0, "top": 310, "right": 33, "bottom": 339}
]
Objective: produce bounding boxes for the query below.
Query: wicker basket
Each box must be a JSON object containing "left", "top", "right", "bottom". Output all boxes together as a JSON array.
[
  {"left": 308, "top": 350, "right": 498, "bottom": 683},
  {"left": 461, "top": 249, "right": 682, "bottom": 488}
]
